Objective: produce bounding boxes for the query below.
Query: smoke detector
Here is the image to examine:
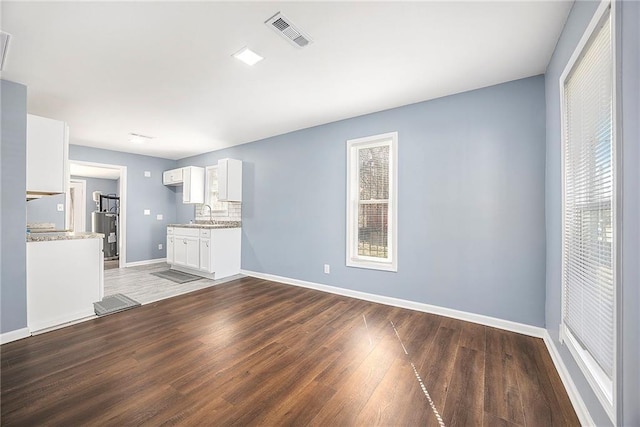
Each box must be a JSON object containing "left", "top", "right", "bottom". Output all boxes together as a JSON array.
[
  {"left": 0, "top": 31, "right": 11, "bottom": 71},
  {"left": 265, "top": 12, "right": 313, "bottom": 48}
]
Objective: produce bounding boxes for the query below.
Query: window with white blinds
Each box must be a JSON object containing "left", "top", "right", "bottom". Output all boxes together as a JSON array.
[{"left": 561, "top": 4, "right": 615, "bottom": 417}]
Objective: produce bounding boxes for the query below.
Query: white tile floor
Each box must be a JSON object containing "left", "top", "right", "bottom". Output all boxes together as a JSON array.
[{"left": 104, "top": 262, "right": 243, "bottom": 305}]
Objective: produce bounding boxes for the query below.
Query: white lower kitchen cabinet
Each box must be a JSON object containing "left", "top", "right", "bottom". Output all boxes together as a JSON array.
[
  {"left": 167, "top": 226, "right": 240, "bottom": 280},
  {"left": 172, "top": 227, "right": 200, "bottom": 269},
  {"left": 27, "top": 237, "right": 103, "bottom": 332}
]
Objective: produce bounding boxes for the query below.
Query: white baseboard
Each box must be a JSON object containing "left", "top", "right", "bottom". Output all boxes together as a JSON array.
[
  {"left": 0, "top": 327, "right": 31, "bottom": 345},
  {"left": 543, "top": 331, "right": 596, "bottom": 426},
  {"left": 126, "top": 258, "right": 166, "bottom": 268},
  {"left": 30, "top": 314, "right": 97, "bottom": 335},
  {"left": 240, "top": 269, "right": 546, "bottom": 338},
  {"left": 28, "top": 309, "right": 96, "bottom": 333}
]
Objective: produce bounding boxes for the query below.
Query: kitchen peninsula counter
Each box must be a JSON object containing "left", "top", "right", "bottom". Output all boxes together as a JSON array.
[
  {"left": 27, "top": 231, "right": 104, "bottom": 242},
  {"left": 27, "top": 232, "right": 104, "bottom": 332}
]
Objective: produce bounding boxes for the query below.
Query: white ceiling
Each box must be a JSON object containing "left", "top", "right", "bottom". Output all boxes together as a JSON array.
[{"left": 1, "top": 1, "right": 572, "bottom": 160}]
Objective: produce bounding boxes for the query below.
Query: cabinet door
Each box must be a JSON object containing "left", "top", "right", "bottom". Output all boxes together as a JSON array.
[
  {"left": 185, "top": 237, "right": 200, "bottom": 269},
  {"left": 217, "top": 159, "right": 242, "bottom": 202},
  {"left": 182, "top": 167, "right": 205, "bottom": 204},
  {"left": 163, "top": 168, "right": 184, "bottom": 186},
  {"left": 27, "top": 114, "right": 68, "bottom": 193},
  {"left": 182, "top": 167, "right": 192, "bottom": 203},
  {"left": 163, "top": 170, "right": 173, "bottom": 185},
  {"left": 171, "top": 168, "right": 183, "bottom": 182},
  {"left": 166, "top": 235, "right": 174, "bottom": 264},
  {"left": 174, "top": 236, "right": 187, "bottom": 266},
  {"left": 199, "top": 238, "right": 211, "bottom": 272}
]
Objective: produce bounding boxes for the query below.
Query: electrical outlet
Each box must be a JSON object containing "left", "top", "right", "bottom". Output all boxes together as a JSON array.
[
  {"left": 324, "top": 264, "right": 330, "bottom": 274},
  {"left": 156, "top": 214, "right": 163, "bottom": 220},
  {"left": 144, "top": 209, "right": 150, "bottom": 216},
  {"left": 158, "top": 243, "right": 163, "bottom": 250},
  {"left": 56, "top": 203, "right": 64, "bottom": 212}
]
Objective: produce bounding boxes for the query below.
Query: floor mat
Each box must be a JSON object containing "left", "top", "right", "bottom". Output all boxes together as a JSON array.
[
  {"left": 150, "top": 269, "right": 202, "bottom": 284},
  {"left": 94, "top": 294, "right": 141, "bottom": 316}
]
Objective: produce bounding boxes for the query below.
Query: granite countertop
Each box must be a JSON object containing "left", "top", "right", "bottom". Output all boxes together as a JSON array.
[
  {"left": 168, "top": 221, "right": 241, "bottom": 229},
  {"left": 27, "top": 231, "right": 105, "bottom": 242}
]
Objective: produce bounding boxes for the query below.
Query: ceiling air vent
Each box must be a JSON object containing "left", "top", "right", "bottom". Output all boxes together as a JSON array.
[
  {"left": 265, "top": 12, "right": 313, "bottom": 48},
  {"left": 0, "top": 31, "right": 11, "bottom": 71}
]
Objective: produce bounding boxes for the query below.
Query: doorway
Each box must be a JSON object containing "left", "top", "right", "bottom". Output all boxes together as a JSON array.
[
  {"left": 68, "top": 161, "right": 127, "bottom": 269},
  {"left": 67, "top": 179, "right": 86, "bottom": 233}
]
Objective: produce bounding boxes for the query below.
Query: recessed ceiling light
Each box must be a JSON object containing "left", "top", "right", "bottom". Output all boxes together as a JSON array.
[
  {"left": 233, "top": 47, "right": 264, "bottom": 66},
  {"left": 129, "top": 133, "right": 153, "bottom": 144}
]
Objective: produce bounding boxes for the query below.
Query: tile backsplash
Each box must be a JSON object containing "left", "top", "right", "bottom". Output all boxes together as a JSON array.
[{"left": 195, "top": 202, "right": 241, "bottom": 222}]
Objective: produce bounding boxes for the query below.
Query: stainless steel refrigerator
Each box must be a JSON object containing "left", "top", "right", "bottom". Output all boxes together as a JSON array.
[{"left": 92, "top": 211, "right": 118, "bottom": 259}]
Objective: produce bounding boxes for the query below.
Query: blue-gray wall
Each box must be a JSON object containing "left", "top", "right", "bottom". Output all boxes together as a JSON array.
[
  {"left": 179, "top": 75, "right": 547, "bottom": 327},
  {"left": 69, "top": 146, "right": 177, "bottom": 263},
  {"left": 26, "top": 194, "right": 65, "bottom": 229},
  {"left": 545, "top": 0, "right": 640, "bottom": 424},
  {"left": 71, "top": 176, "right": 118, "bottom": 232},
  {"left": 1, "top": 79, "right": 28, "bottom": 334}
]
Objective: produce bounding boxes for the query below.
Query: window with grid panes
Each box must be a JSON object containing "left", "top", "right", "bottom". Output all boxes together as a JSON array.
[
  {"left": 200, "top": 166, "right": 228, "bottom": 215},
  {"left": 346, "top": 132, "right": 397, "bottom": 271}
]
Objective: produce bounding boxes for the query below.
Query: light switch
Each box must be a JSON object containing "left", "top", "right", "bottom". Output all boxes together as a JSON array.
[
  {"left": 144, "top": 209, "right": 150, "bottom": 216},
  {"left": 144, "top": 171, "right": 151, "bottom": 178},
  {"left": 158, "top": 243, "right": 163, "bottom": 250},
  {"left": 57, "top": 204, "right": 64, "bottom": 212},
  {"left": 156, "top": 214, "right": 163, "bottom": 220}
]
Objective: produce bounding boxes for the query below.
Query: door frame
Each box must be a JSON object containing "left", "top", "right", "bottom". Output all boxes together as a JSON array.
[
  {"left": 67, "top": 179, "right": 86, "bottom": 232},
  {"left": 68, "top": 160, "right": 127, "bottom": 269}
]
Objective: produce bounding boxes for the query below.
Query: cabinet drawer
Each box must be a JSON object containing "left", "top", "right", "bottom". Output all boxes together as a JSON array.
[
  {"left": 174, "top": 227, "right": 199, "bottom": 237},
  {"left": 200, "top": 229, "right": 211, "bottom": 238},
  {"left": 167, "top": 227, "right": 174, "bottom": 235}
]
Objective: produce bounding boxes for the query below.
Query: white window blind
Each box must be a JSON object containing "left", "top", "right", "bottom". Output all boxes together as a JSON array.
[{"left": 562, "top": 8, "right": 614, "bottom": 390}]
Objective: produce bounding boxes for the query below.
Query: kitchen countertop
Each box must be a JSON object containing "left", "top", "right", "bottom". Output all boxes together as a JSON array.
[
  {"left": 168, "top": 221, "right": 241, "bottom": 229},
  {"left": 27, "top": 231, "right": 105, "bottom": 242}
]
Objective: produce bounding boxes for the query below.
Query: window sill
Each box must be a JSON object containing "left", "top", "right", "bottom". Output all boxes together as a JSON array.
[{"left": 346, "top": 258, "right": 397, "bottom": 272}]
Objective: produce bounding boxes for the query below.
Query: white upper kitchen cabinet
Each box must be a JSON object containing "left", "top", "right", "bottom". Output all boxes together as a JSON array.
[
  {"left": 162, "top": 168, "right": 183, "bottom": 186},
  {"left": 182, "top": 166, "right": 205, "bottom": 204},
  {"left": 163, "top": 166, "right": 205, "bottom": 204},
  {"left": 217, "top": 158, "right": 242, "bottom": 202},
  {"left": 26, "top": 114, "right": 69, "bottom": 195}
]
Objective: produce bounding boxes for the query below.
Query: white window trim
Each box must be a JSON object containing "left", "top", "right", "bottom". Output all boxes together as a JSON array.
[
  {"left": 204, "top": 165, "right": 228, "bottom": 213},
  {"left": 346, "top": 132, "right": 398, "bottom": 272},
  {"left": 558, "top": 0, "right": 618, "bottom": 422}
]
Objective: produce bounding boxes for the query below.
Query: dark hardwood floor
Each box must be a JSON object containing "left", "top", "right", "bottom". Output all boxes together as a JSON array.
[{"left": 1, "top": 277, "right": 579, "bottom": 426}]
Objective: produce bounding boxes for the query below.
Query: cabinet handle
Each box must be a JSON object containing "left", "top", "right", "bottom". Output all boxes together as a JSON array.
[
  {"left": 206, "top": 242, "right": 209, "bottom": 248},
  {"left": 183, "top": 239, "right": 187, "bottom": 244}
]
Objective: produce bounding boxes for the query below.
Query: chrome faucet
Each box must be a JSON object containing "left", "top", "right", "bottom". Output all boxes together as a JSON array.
[{"left": 202, "top": 204, "right": 213, "bottom": 223}]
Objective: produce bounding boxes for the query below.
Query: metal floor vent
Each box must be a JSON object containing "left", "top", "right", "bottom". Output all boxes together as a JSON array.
[
  {"left": 94, "top": 294, "right": 141, "bottom": 316},
  {"left": 265, "top": 12, "right": 312, "bottom": 48}
]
